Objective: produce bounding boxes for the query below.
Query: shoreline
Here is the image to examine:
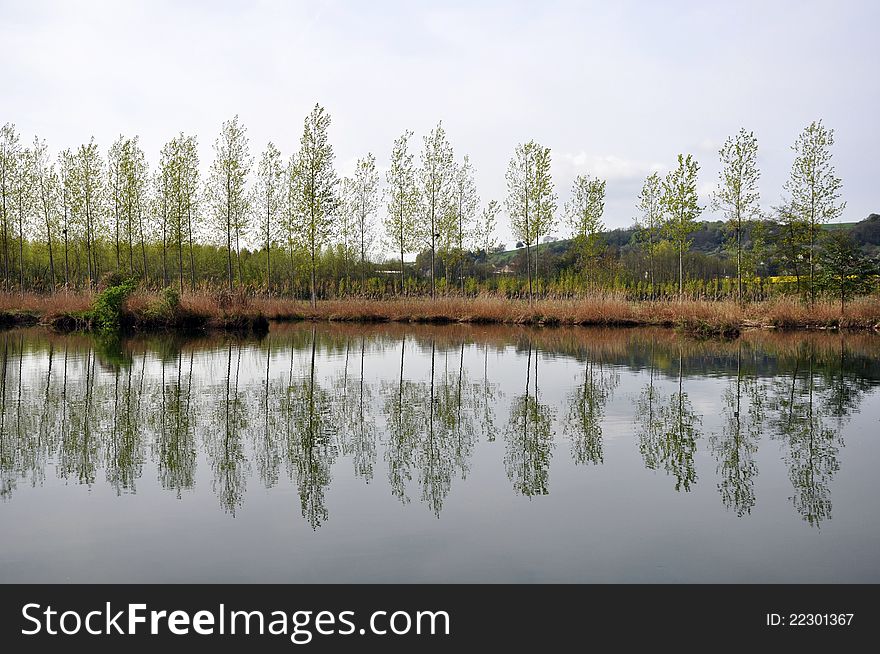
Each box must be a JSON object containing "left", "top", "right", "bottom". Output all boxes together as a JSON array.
[{"left": 0, "top": 292, "right": 879, "bottom": 336}]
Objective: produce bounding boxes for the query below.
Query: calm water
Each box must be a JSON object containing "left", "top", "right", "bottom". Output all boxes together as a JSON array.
[{"left": 1, "top": 324, "right": 879, "bottom": 582}]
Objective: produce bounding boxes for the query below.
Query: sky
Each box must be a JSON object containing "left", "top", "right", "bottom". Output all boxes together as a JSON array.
[{"left": 1, "top": 0, "right": 877, "bottom": 249}]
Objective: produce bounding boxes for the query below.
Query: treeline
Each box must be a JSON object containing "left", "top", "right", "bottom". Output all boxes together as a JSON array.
[{"left": 0, "top": 112, "right": 876, "bottom": 306}]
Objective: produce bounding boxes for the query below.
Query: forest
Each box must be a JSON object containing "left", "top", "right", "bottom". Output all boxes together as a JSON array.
[{"left": 0, "top": 108, "right": 877, "bottom": 320}]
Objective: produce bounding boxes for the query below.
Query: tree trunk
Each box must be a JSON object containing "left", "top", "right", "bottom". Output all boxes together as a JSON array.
[{"left": 187, "top": 205, "right": 195, "bottom": 292}]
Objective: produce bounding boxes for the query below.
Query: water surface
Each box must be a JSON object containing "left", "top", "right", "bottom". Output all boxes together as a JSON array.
[{"left": 1, "top": 324, "right": 879, "bottom": 582}]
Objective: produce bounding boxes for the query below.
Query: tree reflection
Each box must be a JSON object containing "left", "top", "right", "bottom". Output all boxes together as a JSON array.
[
  {"left": 638, "top": 346, "right": 701, "bottom": 492},
  {"left": 566, "top": 354, "right": 618, "bottom": 465},
  {"left": 336, "top": 336, "right": 376, "bottom": 482},
  {"left": 205, "top": 343, "right": 249, "bottom": 515},
  {"left": 156, "top": 350, "right": 196, "bottom": 495},
  {"left": 382, "top": 335, "right": 421, "bottom": 503},
  {"left": 768, "top": 346, "right": 841, "bottom": 526},
  {"left": 710, "top": 343, "right": 761, "bottom": 516},
  {"left": 59, "top": 347, "right": 101, "bottom": 485},
  {"left": 254, "top": 344, "right": 283, "bottom": 488},
  {"left": 0, "top": 326, "right": 875, "bottom": 529},
  {"left": 474, "top": 342, "right": 500, "bottom": 443},
  {"left": 505, "top": 341, "right": 555, "bottom": 497},
  {"left": 284, "top": 327, "right": 337, "bottom": 529}
]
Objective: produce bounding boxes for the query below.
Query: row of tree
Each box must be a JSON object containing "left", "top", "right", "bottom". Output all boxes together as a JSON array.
[{"left": 0, "top": 112, "right": 865, "bottom": 305}]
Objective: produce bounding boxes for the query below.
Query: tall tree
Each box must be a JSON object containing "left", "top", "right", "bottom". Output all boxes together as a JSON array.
[
  {"left": 120, "top": 137, "right": 150, "bottom": 278},
  {"left": 294, "top": 104, "right": 338, "bottom": 307},
  {"left": 72, "top": 138, "right": 104, "bottom": 288},
  {"left": 418, "top": 122, "right": 455, "bottom": 298},
  {"left": 661, "top": 154, "right": 702, "bottom": 300},
  {"left": 565, "top": 174, "right": 606, "bottom": 289},
  {"left": 31, "top": 137, "right": 59, "bottom": 289},
  {"left": 178, "top": 136, "right": 199, "bottom": 291},
  {"left": 384, "top": 131, "right": 419, "bottom": 295},
  {"left": 207, "top": 116, "right": 251, "bottom": 290},
  {"left": 784, "top": 120, "right": 845, "bottom": 306},
  {"left": 505, "top": 141, "right": 541, "bottom": 304},
  {"left": 451, "top": 155, "right": 479, "bottom": 292},
  {"left": 159, "top": 138, "right": 186, "bottom": 291},
  {"left": 0, "top": 124, "right": 20, "bottom": 289},
  {"left": 713, "top": 128, "right": 761, "bottom": 303},
  {"left": 108, "top": 136, "right": 125, "bottom": 270},
  {"left": 280, "top": 155, "right": 301, "bottom": 292},
  {"left": 350, "top": 153, "right": 380, "bottom": 291},
  {"left": 635, "top": 172, "right": 663, "bottom": 297},
  {"left": 254, "top": 141, "right": 283, "bottom": 294},
  {"left": 154, "top": 161, "right": 172, "bottom": 287},
  {"left": 531, "top": 145, "right": 557, "bottom": 293},
  {"left": 58, "top": 149, "right": 75, "bottom": 288},
  {"left": 13, "top": 144, "right": 32, "bottom": 290}
]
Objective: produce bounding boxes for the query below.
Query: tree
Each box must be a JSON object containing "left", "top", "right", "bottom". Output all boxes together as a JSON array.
[
  {"left": 108, "top": 136, "right": 125, "bottom": 270},
  {"left": 121, "top": 137, "right": 151, "bottom": 279},
  {"left": 531, "top": 144, "right": 557, "bottom": 293},
  {"left": 418, "top": 122, "right": 455, "bottom": 298},
  {"left": 154, "top": 158, "right": 172, "bottom": 286},
  {"left": 817, "top": 231, "right": 877, "bottom": 314},
  {"left": 635, "top": 172, "right": 663, "bottom": 296},
  {"left": 13, "top": 143, "right": 32, "bottom": 291},
  {"left": 565, "top": 174, "right": 606, "bottom": 288},
  {"left": 337, "top": 176, "right": 357, "bottom": 289},
  {"left": 713, "top": 128, "right": 761, "bottom": 304},
  {"left": 206, "top": 116, "right": 251, "bottom": 290},
  {"left": 661, "top": 154, "right": 702, "bottom": 300},
  {"left": 254, "top": 141, "right": 283, "bottom": 293},
  {"left": 451, "top": 155, "right": 479, "bottom": 292},
  {"left": 71, "top": 138, "right": 105, "bottom": 288},
  {"left": 349, "top": 153, "right": 380, "bottom": 290},
  {"left": 58, "top": 149, "right": 75, "bottom": 288},
  {"left": 159, "top": 138, "right": 188, "bottom": 291},
  {"left": 0, "top": 124, "right": 20, "bottom": 289},
  {"left": 784, "top": 120, "right": 845, "bottom": 306},
  {"left": 294, "top": 104, "right": 338, "bottom": 307},
  {"left": 384, "top": 131, "right": 420, "bottom": 294},
  {"left": 280, "top": 154, "right": 301, "bottom": 290},
  {"left": 505, "top": 141, "right": 539, "bottom": 303},
  {"left": 31, "top": 137, "right": 60, "bottom": 289},
  {"left": 177, "top": 136, "right": 199, "bottom": 291},
  {"left": 473, "top": 200, "right": 500, "bottom": 258},
  {"left": 773, "top": 202, "right": 809, "bottom": 296}
]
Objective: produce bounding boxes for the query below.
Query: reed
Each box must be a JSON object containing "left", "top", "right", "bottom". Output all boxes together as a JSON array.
[{"left": 0, "top": 290, "right": 878, "bottom": 334}]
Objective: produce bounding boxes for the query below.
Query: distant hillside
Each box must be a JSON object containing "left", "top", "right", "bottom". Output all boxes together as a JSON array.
[{"left": 488, "top": 215, "right": 875, "bottom": 265}]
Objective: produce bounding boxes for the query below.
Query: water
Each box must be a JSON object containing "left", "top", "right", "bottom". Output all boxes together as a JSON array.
[{"left": 1, "top": 324, "right": 878, "bottom": 583}]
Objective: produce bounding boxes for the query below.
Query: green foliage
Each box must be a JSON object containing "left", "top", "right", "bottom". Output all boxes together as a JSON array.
[
  {"left": 90, "top": 277, "right": 137, "bottom": 332},
  {"left": 145, "top": 285, "right": 181, "bottom": 321},
  {"left": 661, "top": 154, "right": 703, "bottom": 297},
  {"left": 817, "top": 231, "right": 878, "bottom": 312}
]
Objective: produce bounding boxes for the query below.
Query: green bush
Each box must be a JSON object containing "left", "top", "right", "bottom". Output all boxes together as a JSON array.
[
  {"left": 90, "top": 278, "right": 137, "bottom": 332},
  {"left": 145, "top": 286, "right": 181, "bottom": 320}
]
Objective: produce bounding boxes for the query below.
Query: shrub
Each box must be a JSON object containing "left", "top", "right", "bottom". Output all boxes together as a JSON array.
[
  {"left": 145, "top": 286, "right": 181, "bottom": 320},
  {"left": 90, "top": 278, "right": 137, "bottom": 332}
]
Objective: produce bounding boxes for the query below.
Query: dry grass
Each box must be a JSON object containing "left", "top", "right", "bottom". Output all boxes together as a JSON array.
[
  {"left": 0, "top": 290, "right": 879, "bottom": 334},
  {"left": 252, "top": 293, "right": 880, "bottom": 333},
  {"left": 0, "top": 290, "right": 93, "bottom": 315}
]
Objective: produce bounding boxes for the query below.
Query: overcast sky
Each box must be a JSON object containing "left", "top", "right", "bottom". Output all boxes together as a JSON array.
[{"left": 1, "top": 0, "right": 876, "bottom": 246}]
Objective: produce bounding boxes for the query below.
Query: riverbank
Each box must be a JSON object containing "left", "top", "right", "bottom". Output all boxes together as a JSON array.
[
  {"left": 259, "top": 295, "right": 880, "bottom": 336},
  {"left": 0, "top": 290, "right": 269, "bottom": 335},
  {"left": 1, "top": 291, "right": 879, "bottom": 336}
]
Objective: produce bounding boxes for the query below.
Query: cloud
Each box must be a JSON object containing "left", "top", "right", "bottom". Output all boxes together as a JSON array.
[{"left": 559, "top": 152, "right": 663, "bottom": 183}]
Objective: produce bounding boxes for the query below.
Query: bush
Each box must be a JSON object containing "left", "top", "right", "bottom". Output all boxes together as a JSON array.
[
  {"left": 145, "top": 286, "right": 181, "bottom": 320},
  {"left": 90, "top": 278, "right": 137, "bottom": 332}
]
